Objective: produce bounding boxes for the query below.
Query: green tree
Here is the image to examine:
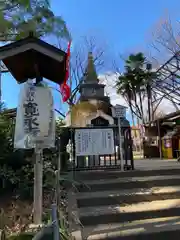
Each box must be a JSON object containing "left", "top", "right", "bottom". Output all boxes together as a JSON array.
[
  {"left": 0, "top": 112, "right": 70, "bottom": 195},
  {"left": 116, "top": 52, "right": 157, "bottom": 124},
  {"left": 55, "top": 118, "right": 71, "bottom": 171},
  {"left": 0, "top": 0, "right": 71, "bottom": 41}
]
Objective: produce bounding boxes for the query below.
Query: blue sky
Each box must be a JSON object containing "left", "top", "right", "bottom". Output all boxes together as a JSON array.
[{"left": 2, "top": 0, "right": 180, "bottom": 121}]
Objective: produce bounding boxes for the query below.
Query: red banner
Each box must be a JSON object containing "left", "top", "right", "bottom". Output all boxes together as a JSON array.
[{"left": 60, "top": 41, "right": 71, "bottom": 102}]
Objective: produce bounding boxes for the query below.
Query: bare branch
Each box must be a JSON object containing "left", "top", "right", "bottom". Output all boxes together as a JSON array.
[
  {"left": 150, "top": 14, "right": 180, "bottom": 58},
  {"left": 54, "top": 109, "right": 65, "bottom": 118},
  {"left": 69, "top": 35, "right": 107, "bottom": 104}
]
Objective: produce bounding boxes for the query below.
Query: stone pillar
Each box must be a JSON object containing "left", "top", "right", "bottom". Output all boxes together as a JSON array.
[
  {"left": 95, "top": 155, "right": 100, "bottom": 166},
  {"left": 89, "top": 155, "right": 99, "bottom": 167},
  {"left": 77, "top": 156, "right": 85, "bottom": 168}
]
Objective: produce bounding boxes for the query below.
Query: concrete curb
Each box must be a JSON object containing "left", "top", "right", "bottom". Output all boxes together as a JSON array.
[{"left": 67, "top": 189, "right": 82, "bottom": 240}]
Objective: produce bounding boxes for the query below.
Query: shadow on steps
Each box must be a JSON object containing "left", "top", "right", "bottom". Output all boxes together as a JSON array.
[
  {"left": 104, "top": 229, "right": 180, "bottom": 240},
  {"left": 77, "top": 191, "right": 180, "bottom": 208},
  {"left": 77, "top": 178, "right": 180, "bottom": 192},
  {"left": 80, "top": 207, "right": 180, "bottom": 226},
  {"left": 74, "top": 168, "right": 180, "bottom": 181}
]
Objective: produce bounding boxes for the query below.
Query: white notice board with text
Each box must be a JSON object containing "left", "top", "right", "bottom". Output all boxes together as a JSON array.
[{"left": 75, "top": 128, "right": 115, "bottom": 156}]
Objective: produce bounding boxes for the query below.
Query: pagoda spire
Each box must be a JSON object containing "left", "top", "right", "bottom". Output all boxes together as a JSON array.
[{"left": 84, "top": 52, "right": 99, "bottom": 83}]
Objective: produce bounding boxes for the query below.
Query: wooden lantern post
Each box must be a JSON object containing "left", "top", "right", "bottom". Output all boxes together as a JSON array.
[{"left": 0, "top": 34, "right": 67, "bottom": 224}]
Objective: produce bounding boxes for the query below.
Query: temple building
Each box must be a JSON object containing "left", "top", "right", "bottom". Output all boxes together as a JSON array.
[{"left": 65, "top": 52, "right": 133, "bottom": 170}]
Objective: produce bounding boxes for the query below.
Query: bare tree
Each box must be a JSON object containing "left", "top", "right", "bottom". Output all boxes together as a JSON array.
[
  {"left": 147, "top": 14, "right": 180, "bottom": 113},
  {"left": 68, "top": 36, "right": 107, "bottom": 105},
  {"left": 151, "top": 15, "right": 180, "bottom": 57},
  {"left": 153, "top": 109, "right": 165, "bottom": 120}
]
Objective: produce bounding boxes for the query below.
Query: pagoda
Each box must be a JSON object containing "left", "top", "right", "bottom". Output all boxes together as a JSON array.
[{"left": 66, "top": 52, "right": 130, "bottom": 128}]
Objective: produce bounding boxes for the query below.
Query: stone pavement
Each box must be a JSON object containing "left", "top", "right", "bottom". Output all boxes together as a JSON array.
[{"left": 134, "top": 158, "right": 180, "bottom": 170}]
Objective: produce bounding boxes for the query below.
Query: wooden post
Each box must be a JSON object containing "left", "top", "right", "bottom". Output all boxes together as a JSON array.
[
  {"left": 157, "top": 120, "right": 162, "bottom": 159},
  {"left": 51, "top": 204, "right": 59, "bottom": 240},
  {"left": 33, "top": 146, "right": 43, "bottom": 224},
  {"left": 56, "top": 137, "right": 61, "bottom": 206},
  {"left": 0, "top": 62, "right": 1, "bottom": 105}
]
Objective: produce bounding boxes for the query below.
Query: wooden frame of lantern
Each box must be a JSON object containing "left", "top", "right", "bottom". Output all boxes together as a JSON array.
[{"left": 0, "top": 35, "right": 66, "bottom": 85}]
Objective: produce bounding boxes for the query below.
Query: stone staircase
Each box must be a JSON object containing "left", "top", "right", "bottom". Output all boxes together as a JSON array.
[{"left": 73, "top": 168, "right": 180, "bottom": 239}]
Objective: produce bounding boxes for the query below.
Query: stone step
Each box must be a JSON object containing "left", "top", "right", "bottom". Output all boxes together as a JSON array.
[
  {"left": 85, "top": 216, "right": 180, "bottom": 239},
  {"left": 77, "top": 176, "right": 180, "bottom": 208},
  {"left": 79, "top": 199, "right": 180, "bottom": 226},
  {"left": 77, "top": 185, "right": 180, "bottom": 200},
  {"left": 77, "top": 187, "right": 180, "bottom": 208},
  {"left": 77, "top": 176, "right": 180, "bottom": 192},
  {"left": 73, "top": 164, "right": 180, "bottom": 239},
  {"left": 74, "top": 168, "right": 180, "bottom": 181},
  {"left": 81, "top": 174, "right": 180, "bottom": 185},
  {"left": 107, "top": 230, "right": 180, "bottom": 240}
]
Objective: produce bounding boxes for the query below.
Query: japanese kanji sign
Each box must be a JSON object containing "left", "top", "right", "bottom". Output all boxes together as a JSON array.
[{"left": 14, "top": 81, "right": 55, "bottom": 149}]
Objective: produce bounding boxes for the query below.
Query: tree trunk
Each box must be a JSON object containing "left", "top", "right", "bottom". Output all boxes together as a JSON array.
[
  {"left": 131, "top": 111, "right": 135, "bottom": 126},
  {"left": 131, "top": 110, "right": 137, "bottom": 152},
  {"left": 139, "top": 92, "right": 144, "bottom": 123},
  {"left": 147, "top": 83, "right": 151, "bottom": 123}
]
